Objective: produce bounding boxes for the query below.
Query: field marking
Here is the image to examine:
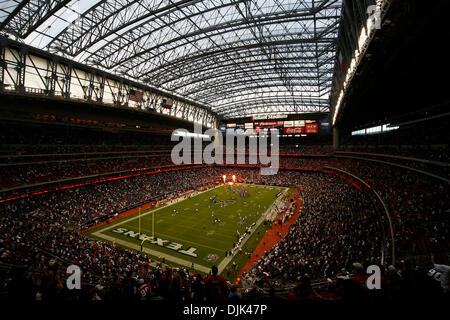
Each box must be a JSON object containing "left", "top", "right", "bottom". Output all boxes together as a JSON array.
[
  {"left": 217, "top": 186, "right": 290, "bottom": 272},
  {"left": 91, "top": 231, "right": 211, "bottom": 273},
  {"left": 93, "top": 185, "right": 222, "bottom": 234},
  {"left": 138, "top": 213, "right": 237, "bottom": 240},
  {"left": 137, "top": 227, "right": 225, "bottom": 252},
  {"left": 89, "top": 184, "right": 288, "bottom": 274}
]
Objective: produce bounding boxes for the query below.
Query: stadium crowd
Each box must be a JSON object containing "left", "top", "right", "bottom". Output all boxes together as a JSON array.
[
  {"left": 0, "top": 119, "right": 448, "bottom": 301},
  {"left": 2, "top": 153, "right": 447, "bottom": 191},
  {"left": 244, "top": 173, "right": 384, "bottom": 282},
  {"left": 0, "top": 164, "right": 447, "bottom": 301},
  {"left": 0, "top": 155, "right": 174, "bottom": 189}
]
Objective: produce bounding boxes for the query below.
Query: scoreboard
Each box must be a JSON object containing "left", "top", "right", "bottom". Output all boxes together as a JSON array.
[{"left": 220, "top": 119, "right": 331, "bottom": 136}]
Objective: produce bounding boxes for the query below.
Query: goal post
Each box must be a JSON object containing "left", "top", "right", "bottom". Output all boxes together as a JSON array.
[
  {"left": 138, "top": 206, "right": 141, "bottom": 238},
  {"left": 152, "top": 210, "right": 155, "bottom": 240}
]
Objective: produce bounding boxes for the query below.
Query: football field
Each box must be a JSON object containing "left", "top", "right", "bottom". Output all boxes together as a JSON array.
[{"left": 86, "top": 183, "right": 289, "bottom": 277}]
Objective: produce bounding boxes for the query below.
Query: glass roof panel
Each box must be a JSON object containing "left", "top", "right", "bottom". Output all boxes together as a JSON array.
[{"left": 0, "top": 0, "right": 343, "bottom": 118}]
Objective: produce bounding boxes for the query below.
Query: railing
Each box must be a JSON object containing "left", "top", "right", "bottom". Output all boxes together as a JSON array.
[
  {"left": 332, "top": 154, "right": 449, "bottom": 183},
  {"left": 0, "top": 36, "right": 218, "bottom": 128},
  {"left": 324, "top": 166, "right": 395, "bottom": 265},
  {"left": 335, "top": 150, "right": 449, "bottom": 167}
]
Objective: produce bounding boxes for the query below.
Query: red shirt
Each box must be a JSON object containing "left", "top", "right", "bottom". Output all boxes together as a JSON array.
[
  {"left": 136, "top": 283, "right": 152, "bottom": 300},
  {"left": 205, "top": 275, "right": 228, "bottom": 301}
]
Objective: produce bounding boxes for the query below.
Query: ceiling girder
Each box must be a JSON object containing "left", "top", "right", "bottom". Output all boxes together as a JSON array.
[
  {"left": 0, "top": 0, "right": 71, "bottom": 38},
  {"left": 1, "top": 0, "right": 343, "bottom": 119}
]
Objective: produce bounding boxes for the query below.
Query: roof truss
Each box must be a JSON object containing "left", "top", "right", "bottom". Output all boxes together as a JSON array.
[{"left": 1, "top": 0, "right": 343, "bottom": 119}]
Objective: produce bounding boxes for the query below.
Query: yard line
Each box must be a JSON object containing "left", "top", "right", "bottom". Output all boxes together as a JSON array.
[
  {"left": 217, "top": 187, "right": 290, "bottom": 273},
  {"left": 92, "top": 231, "right": 211, "bottom": 273},
  {"left": 95, "top": 185, "right": 222, "bottom": 233},
  {"left": 90, "top": 184, "right": 289, "bottom": 274},
  {"left": 135, "top": 214, "right": 237, "bottom": 240},
  {"left": 137, "top": 227, "right": 226, "bottom": 252}
]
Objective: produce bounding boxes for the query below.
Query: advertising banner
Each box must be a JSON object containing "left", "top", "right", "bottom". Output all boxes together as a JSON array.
[
  {"left": 319, "top": 121, "right": 331, "bottom": 133},
  {"left": 283, "top": 127, "right": 305, "bottom": 134},
  {"left": 283, "top": 121, "right": 294, "bottom": 127},
  {"left": 258, "top": 121, "right": 284, "bottom": 126},
  {"left": 252, "top": 114, "right": 288, "bottom": 121},
  {"left": 305, "top": 123, "right": 319, "bottom": 133}
]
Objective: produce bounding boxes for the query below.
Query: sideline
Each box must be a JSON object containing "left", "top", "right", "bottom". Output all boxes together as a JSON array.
[
  {"left": 217, "top": 186, "right": 289, "bottom": 273},
  {"left": 234, "top": 189, "right": 302, "bottom": 283},
  {"left": 92, "top": 232, "right": 211, "bottom": 273},
  {"left": 90, "top": 184, "right": 288, "bottom": 274}
]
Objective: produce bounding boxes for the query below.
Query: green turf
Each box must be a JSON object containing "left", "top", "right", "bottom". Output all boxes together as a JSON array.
[{"left": 85, "top": 184, "right": 287, "bottom": 274}]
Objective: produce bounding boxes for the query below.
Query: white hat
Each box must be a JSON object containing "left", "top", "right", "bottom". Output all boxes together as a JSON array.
[{"left": 95, "top": 284, "right": 104, "bottom": 291}]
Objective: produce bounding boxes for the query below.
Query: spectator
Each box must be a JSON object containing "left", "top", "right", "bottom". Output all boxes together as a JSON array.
[{"left": 205, "top": 266, "right": 229, "bottom": 301}]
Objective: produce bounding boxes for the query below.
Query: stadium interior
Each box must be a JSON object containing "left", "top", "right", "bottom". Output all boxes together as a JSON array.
[{"left": 0, "top": 0, "right": 448, "bottom": 305}]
